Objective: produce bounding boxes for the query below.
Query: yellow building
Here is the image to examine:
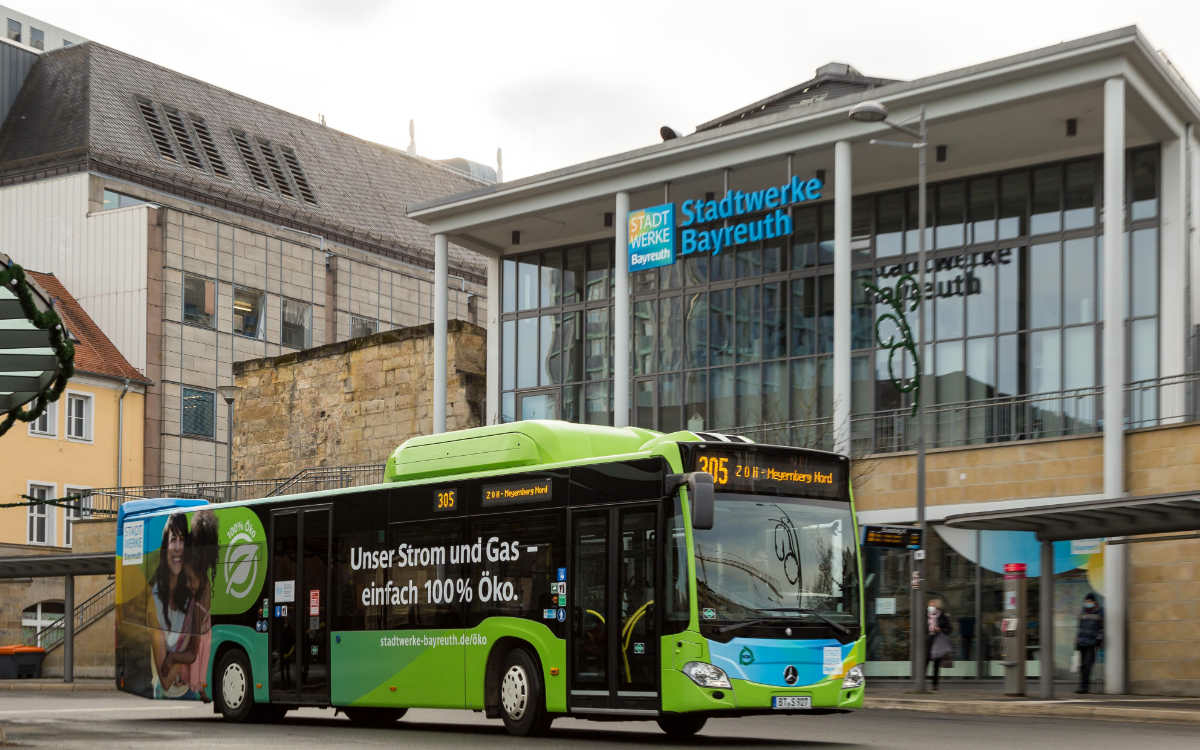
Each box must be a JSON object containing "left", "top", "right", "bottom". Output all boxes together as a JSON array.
[{"left": 0, "top": 271, "right": 148, "bottom": 548}]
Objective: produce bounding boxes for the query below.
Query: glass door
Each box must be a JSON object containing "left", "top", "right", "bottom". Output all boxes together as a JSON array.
[
  {"left": 269, "top": 506, "right": 331, "bottom": 705},
  {"left": 568, "top": 504, "right": 660, "bottom": 713}
]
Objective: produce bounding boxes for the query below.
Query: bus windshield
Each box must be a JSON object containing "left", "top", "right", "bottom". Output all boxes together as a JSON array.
[{"left": 693, "top": 494, "right": 859, "bottom": 636}]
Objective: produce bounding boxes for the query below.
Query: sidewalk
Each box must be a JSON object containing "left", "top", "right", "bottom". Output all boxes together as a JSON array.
[
  {"left": 865, "top": 679, "right": 1200, "bottom": 724},
  {"left": 0, "top": 677, "right": 113, "bottom": 692}
]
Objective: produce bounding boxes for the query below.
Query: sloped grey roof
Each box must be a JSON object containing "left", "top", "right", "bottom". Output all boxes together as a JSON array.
[{"left": 0, "top": 42, "right": 486, "bottom": 280}]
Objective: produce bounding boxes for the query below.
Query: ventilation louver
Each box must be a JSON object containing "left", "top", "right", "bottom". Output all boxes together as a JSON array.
[
  {"left": 136, "top": 97, "right": 176, "bottom": 161},
  {"left": 257, "top": 138, "right": 295, "bottom": 199},
  {"left": 161, "top": 107, "right": 205, "bottom": 171},
  {"left": 280, "top": 146, "right": 317, "bottom": 205},
  {"left": 189, "top": 115, "right": 229, "bottom": 178},
  {"left": 231, "top": 129, "right": 272, "bottom": 191}
]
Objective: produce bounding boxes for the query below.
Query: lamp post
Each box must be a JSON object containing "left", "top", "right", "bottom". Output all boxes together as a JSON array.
[
  {"left": 217, "top": 384, "right": 242, "bottom": 495},
  {"left": 849, "top": 100, "right": 929, "bottom": 691}
]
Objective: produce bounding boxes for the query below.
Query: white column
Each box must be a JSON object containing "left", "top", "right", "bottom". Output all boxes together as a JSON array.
[
  {"left": 433, "top": 233, "right": 448, "bottom": 433},
  {"left": 833, "top": 141, "right": 852, "bottom": 455},
  {"left": 486, "top": 253, "right": 501, "bottom": 425},
  {"left": 1159, "top": 137, "right": 1186, "bottom": 422},
  {"left": 1102, "top": 76, "right": 1127, "bottom": 695},
  {"left": 613, "top": 191, "right": 631, "bottom": 427}
]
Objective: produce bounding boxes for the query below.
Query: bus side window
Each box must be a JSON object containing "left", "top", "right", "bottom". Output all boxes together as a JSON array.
[
  {"left": 664, "top": 496, "right": 690, "bottom": 632},
  {"left": 387, "top": 519, "right": 467, "bottom": 630},
  {"left": 467, "top": 512, "right": 563, "bottom": 630}
]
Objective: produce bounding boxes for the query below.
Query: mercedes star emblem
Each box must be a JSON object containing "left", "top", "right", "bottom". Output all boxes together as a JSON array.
[{"left": 784, "top": 665, "right": 799, "bottom": 685}]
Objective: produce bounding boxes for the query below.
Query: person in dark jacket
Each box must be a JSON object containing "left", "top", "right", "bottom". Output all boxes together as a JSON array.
[
  {"left": 926, "top": 597, "right": 953, "bottom": 690},
  {"left": 1075, "top": 592, "right": 1104, "bottom": 693}
]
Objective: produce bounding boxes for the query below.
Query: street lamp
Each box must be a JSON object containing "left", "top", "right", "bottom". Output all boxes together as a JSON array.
[
  {"left": 849, "top": 99, "right": 930, "bottom": 692},
  {"left": 217, "top": 384, "right": 242, "bottom": 492}
]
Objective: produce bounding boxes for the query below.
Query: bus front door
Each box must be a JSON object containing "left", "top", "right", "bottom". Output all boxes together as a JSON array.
[
  {"left": 269, "top": 505, "right": 331, "bottom": 706},
  {"left": 569, "top": 504, "right": 660, "bottom": 715}
]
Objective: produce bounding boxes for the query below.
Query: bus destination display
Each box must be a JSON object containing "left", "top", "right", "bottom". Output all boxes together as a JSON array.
[
  {"left": 686, "top": 444, "right": 847, "bottom": 499},
  {"left": 481, "top": 478, "right": 552, "bottom": 508},
  {"left": 433, "top": 487, "right": 457, "bottom": 513}
]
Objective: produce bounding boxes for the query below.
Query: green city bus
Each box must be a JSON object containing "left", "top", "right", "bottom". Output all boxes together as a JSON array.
[{"left": 114, "top": 420, "right": 864, "bottom": 737}]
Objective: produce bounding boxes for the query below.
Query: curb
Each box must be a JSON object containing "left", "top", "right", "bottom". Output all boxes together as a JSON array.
[
  {"left": 0, "top": 680, "right": 115, "bottom": 692},
  {"left": 865, "top": 697, "right": 1200, "bottom": 724}
]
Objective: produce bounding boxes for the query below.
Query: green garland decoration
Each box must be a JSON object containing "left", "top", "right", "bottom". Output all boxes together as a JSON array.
[
  {"left": 861, "top": 273, "right": 922, "bottom": 416},
  {"left": 0, "top": 259, "right": 75, "bottom": 436}
]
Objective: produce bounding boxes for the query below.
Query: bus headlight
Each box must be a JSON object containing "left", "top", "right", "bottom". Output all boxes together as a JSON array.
[
  {"left": 682, "top": 662, "right": 732, "bottom": 689},
  {"left": 841, "top": 665, "right": 865, "bottom": 689}
]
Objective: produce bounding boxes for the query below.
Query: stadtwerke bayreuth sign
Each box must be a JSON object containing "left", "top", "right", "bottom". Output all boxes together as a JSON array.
[{"left": 627, "top": 175, "right": 823, "bottom": 272}]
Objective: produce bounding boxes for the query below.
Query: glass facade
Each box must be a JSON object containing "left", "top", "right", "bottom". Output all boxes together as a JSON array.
[{"left": 499, "top": 149, "right": 1161, "bottom": 451}]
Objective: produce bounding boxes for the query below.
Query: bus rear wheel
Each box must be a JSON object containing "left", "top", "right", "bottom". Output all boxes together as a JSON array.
[
  {"left": 657, "top": 714, "right": 707, "bottom": 738},
  {"left": 344, "top": 707, "right": 408, "bottom": 726},
  {"left": 498, "top": 648, "right": 552, "bottom": 736},
  {"left": 215, "top": 650, "right": 256, "bottom": 723}
]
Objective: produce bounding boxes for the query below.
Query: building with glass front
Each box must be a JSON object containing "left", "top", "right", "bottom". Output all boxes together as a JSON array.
[{"left": 410, "top": 28, "right": 1200, "bottom": 696}]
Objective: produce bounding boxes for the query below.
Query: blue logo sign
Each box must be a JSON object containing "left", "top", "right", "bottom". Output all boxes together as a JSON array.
[
  {"left": 543, "top": 608, "right": 556, "bottom": 620},
  {"left": 556, "top": 567, "right": 567, "bottom": 582},
  {"left": 274, "top": 605, "right": 281, "bottom": 618},
  {"left": 557, "top": 608, "right": 567, "bottom": 622},
  {"left": 628, "top": 203, "right": 675, "bottom": 272}
]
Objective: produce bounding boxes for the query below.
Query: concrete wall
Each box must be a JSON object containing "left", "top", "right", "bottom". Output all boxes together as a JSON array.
[
  {"left": 232, "top": 320, "right": 485, "bottom": 480},
  {"left": 853, "top": 423, "right": 1200, "bottom": 696}
]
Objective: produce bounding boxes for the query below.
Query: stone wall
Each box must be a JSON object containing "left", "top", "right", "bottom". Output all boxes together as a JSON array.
[{"left": 232, "top": 320, "right": 485, "bottom": 479}]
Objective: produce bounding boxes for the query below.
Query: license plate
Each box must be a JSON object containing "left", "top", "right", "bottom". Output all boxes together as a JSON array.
[{"left": 772, "top": 696, "right": 811, "bottom": 710}]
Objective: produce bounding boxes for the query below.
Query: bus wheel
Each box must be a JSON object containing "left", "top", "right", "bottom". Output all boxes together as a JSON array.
[
  {"left": 344, "top": 707, "right": 408, "bottom": 726},
  {"left": 657, "top": 714, "right": 707, "bottom": 738},
  {"left": 498, "top": 648, "right": 551, "bottom": 736},
  {"left": 215, "top": 650, "right": 256, "bottom": 723}
]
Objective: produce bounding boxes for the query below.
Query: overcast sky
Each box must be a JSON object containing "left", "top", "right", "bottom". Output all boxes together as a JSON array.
[{"left": 13, "top": 1, "right": 1200, "bottom": 181}]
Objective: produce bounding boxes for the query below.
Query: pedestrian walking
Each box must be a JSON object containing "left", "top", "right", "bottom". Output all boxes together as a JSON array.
[
  {"left": 926, "top": 597, "right": 953, "bottom": 690},
  {"left": 1075, "top": 592, "right": 1104, "bottom": 694}
]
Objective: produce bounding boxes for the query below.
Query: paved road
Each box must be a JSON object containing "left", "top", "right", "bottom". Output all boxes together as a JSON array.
[{"left": 0, "top": 692, "right": 1197, "bottom": 748}]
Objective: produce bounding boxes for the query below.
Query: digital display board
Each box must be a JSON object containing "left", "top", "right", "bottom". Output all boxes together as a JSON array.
[
  {"left": 681, "top": 444, "right": 848, "bottom": 500},
  {"left": 481, "top": 478, "right": 553, "bottom": 508},
  {"left": 861, "top": 525, "right": 922, "bottom": 549},
  {"left": 432, "top": 488, "right": 458, "bottom": 513}
]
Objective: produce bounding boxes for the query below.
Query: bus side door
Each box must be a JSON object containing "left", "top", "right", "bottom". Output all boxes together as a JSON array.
[{"left": 568, "top": 503, "right": 661, "bottom": 715}]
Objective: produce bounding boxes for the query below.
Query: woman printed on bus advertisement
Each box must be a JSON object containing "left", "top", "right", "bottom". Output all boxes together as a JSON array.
[{"left": 148, "top": 512, "right": 193, "bottom": 697}]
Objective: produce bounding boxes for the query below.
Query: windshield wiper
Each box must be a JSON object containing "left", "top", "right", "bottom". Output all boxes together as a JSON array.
[
  {"left": 717, "top": 618, "right": 792, "bottom": 635},
  {"left": 755, "top": 607, "right": 852, "bottom": 638}
]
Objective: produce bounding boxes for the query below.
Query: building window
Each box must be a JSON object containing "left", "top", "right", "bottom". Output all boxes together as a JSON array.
[
  {"left": 350, "top": 315, "right": 378, "bottom": 339},
  {"left": 233, "top": 286, "right": 265, "bottom": 339},
  {"left": 6, "top": 18, "right": 19, "bottom": 42},
  {"left": 183, "top": 274, "right": 215, "bottom": 327},
  {"left": 499, "top": 149, "right": 1161, "bottom": 452},
  {"left": 102, "top": 189, "right": 149, "bottom": 211},
  {"left": 27, "top": 484, "right": 53, "bottom": 544},
  {"left": 28, "top": 401, "right": 56, "bottom": 437},
  {"left": 22, "top": 601, "right": 64, "bottom": 647},
  {"left": 65, "top": 393, "right": 92, "bottom": 441},
  {"left": 63, "top": 487, "right": 91, "bottom": 547},
  {"left": 62, "top": 39, "right": 72, "bottom": 47},
  {"left": 29, "top": 27, "right": 43, "bottom": 49},
  {"left": 181, "top": 387, "right": 216, "bottom": 438},
  {"left": 282, "top": 298, "right": 312, "bottom": 349}
]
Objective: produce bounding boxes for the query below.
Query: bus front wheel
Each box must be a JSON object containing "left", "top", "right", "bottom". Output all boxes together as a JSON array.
[
  {"left": 497, "top": 648, "right": 552, "bottom": 736},
  {"left": 215, "top": 650, "right": 256, "bottom": 723},
  {"left": 657, "top": 714, "right": 707, "bottom": 738}
]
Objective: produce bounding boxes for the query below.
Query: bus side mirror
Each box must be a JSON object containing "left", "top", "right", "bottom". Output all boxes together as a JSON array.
[
  {"left": 687, "top": 472, "right": 715, "bottom": 530},
  {"left": 666, "top": 472, "right": 715, "bottom": 530}
]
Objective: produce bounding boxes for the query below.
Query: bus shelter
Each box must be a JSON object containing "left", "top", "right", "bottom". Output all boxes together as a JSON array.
[
  {"left": 944, "top": 491, "right": 1200, "bottom": 697},
  {"left": 0, "top": 552, "right": 115, "bottom": 682}
]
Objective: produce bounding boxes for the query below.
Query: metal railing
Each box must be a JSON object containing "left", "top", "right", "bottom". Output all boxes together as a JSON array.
[
  {"left": 720, "top": 372, "right": 1200, "bottom": 456},
  {"left": 24, "top": 581, "right": 115, "bottom": 651},
  {"left": 76, "top": 464, "right": 385, "bottom": 515}
]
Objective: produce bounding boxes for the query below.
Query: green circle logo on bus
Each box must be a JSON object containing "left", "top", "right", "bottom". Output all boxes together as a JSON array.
[{"left": 211, "top": 507, "right": 267, "bottom": 614}]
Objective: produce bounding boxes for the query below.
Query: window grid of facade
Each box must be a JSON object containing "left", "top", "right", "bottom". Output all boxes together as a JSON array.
[
  {"left": 499, "top": 148, "right": 1161, "bottom": 452},
  {"left": 27, "top": 484, "right": 51, "bottom": 544}
]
